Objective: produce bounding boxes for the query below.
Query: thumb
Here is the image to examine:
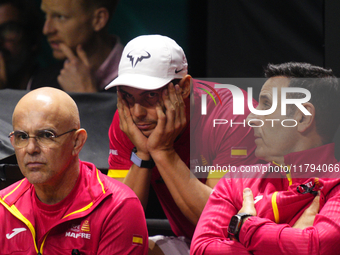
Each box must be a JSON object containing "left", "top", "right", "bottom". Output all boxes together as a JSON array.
[{"left": 242, "top": 188, "right": 254, "bottom": 209}]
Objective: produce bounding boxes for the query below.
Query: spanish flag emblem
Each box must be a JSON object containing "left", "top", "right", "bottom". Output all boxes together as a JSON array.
[
  {"left": 231, "top": 147, "right": 247, "bottom": 158},
  {"left": 132, "top": 235, "right": 143, "bottom": 246}
]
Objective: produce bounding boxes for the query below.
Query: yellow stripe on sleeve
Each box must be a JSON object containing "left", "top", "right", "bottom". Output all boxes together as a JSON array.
[{"left": 107, "top": 169, "right": 129, "bottom": 178}]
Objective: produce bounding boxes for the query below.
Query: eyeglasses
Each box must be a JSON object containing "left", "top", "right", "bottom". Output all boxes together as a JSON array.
[{"left": 8, "top": 129, "right": 77, "bottom": 148}]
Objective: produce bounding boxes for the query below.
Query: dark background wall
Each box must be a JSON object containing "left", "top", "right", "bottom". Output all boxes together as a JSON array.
[
  {"left": 206, "top": 0, "right": 324, "bottom": 77},
  {"left": 35, "top": 0, "right": 340, "bottom": 78}
]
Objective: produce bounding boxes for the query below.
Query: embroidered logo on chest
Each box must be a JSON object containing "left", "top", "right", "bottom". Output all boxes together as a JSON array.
[{"left": 65, "top": 220, "right": 91, "bottom": 240}]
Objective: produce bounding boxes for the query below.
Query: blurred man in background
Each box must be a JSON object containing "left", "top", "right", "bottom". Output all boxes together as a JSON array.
[{"left": 28, "top": 0, "right": 123, "bottom": 92}]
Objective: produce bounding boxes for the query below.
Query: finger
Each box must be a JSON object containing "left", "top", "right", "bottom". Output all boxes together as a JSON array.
[
  {"left": 117, "top": 91, "right": 123, "bottom": 115},
  {"left": 117, "top": 91, "right": 128, "bottom": 121},
  {"left": 59, "top": 43, "right": 77, "bottom": 62},
  {"left": 57, "top": 74, "right": 64, "bottom": 87},
  {"left": 162, "top": 85, "right": 176, "bottom": 127},
  {"left": 154, "top": 102, "right": 167, "bottom": 132},
  {"left": 307, "top": 193, "right": 320, "bottom": 215},
  {"left": 118, "top": 92, "right": 137, "bottom": 130},
  {"left": 76, "top": 44, "right": 90, "bottom": 66},
  {"left": 168, "top": 83, "right": 181, "bottom": 119},
  {"left": 168, "top": 82, "right": 178, "bottom": 104},
  {"left": 175, "top": 84, "right": 186, "bottom": 125},
  {"left": 169, "top": 83, "right": 182, "bottom": 125}
]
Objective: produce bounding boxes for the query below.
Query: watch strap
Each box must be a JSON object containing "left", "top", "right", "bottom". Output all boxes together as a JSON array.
[
  {"left": 130, "top": 147, "right": 155, "bottom": 169},
  {"left": 228, "top": 213, "right": 253, "bottom": 240},
  {"left": 237, "top": 213, "right": 253, "bottom": 218}
]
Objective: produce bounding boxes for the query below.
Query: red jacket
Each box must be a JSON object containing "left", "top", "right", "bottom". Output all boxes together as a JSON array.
[
  {"left": 0, "top": 160, "right": 148, "bottom": 255},
  {"left": 191, "top": 143, "right": 340, "bottom": 255}
]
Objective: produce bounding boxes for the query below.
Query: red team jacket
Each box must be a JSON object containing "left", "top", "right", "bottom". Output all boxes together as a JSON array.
[
  {"left": 0, "top": 160, "right": 148, "bottom": 255},
  {"left": 191, "top": 143, "right": 340, "bottom": 255}
]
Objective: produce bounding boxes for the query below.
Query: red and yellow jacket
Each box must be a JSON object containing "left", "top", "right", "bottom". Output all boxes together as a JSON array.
[
  {"left": 191, "top": 143, "right": 340, "bottom": 255},
  {"left": 0, "top": 160, "right": 148, "bottom": 255}
]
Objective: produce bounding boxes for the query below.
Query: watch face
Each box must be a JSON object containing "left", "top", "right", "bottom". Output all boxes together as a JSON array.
[{"left": 228, "top": 215, "right": 241, "bottom": 235}]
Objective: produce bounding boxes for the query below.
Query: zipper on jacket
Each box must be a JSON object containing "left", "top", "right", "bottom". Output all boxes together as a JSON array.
[
  {"left": 0, "top": 198, "right": 41, "bottom": 253},
  {"left": 1, "top": 168, "right": 107, "bottom": 254}
]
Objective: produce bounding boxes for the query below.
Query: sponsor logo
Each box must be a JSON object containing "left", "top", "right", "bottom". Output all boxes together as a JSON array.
[
  {"left": 200, "top": 155, "right": 208, "bottom": 165},
  {"left": 65, "top": 232, "right": 91, "bottom": 240},
  {"left": 175, "top": 68, "right": 184, "bottom": 74},
  {"left": 70, "top": 224, "right": 81, "bottom": 232},
  {"left": 127, "top": 50, "right": 151, "bottom": 68},
  {"left": 110, "top": 149, "right": 118, "bottom": 155},
  {"left": 6, "top": 228, "right": 27, "bottom": 239},
  {"left": 81, "top": 220, "right": 90, "bottom": 232},
  {"left": 65, "top": 220, "right": 91, "bottom": 240},
  {"left": 254, "top": 195, "right": 263, "bottom": 204}
]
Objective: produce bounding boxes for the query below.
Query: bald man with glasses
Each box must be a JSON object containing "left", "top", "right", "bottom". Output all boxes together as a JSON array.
[{"left": 1, "top": 87, "right": 148, "bottom": 254}]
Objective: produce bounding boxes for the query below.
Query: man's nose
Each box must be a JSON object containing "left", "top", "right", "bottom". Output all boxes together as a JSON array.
[
  {"left": 132, "top": 103, "right": 147, "bottom": 119},
  {"left": 246, "top": 111, "right": 263, "bottom": 127},
  {"left": 42, "top": 16, "right": 56, "bottom": 35},
  {"left": 25, "top": 137, "right": 41, "bottom": 154}
]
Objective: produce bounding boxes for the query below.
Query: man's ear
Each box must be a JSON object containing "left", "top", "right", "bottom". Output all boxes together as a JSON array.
[
  {"left": 296, "top": 103, "right": 315, "bottom": 133},
  {"left": 72, "top": 129, "right": 87, "bottom": 156},
  {"left": 178, "top": 75, "right": 192, "bottom": 99},
  {"left": 92, "top": 7, "right": 109, "bottom": 32}
]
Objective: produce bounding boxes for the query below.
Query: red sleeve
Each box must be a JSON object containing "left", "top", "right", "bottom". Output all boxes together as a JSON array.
[
  {"left": 108, "top": 111, "right": 134, "bottom": 170},
  {"left": 239, "top": 187, "right": 340, "bottom": 255},
  {"left": 190, "top": 178, "right": 251, "bottom": 254},
  {"left": 97, "top": 197, "right": 148, "bottom": 255},
  {"left": 192, "top": 178, "right": 340, "bottom": 255}
]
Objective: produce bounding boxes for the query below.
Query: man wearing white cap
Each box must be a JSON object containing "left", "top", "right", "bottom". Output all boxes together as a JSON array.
[{"left": 105, "top": 35, "right": 259, "bottom": 254}]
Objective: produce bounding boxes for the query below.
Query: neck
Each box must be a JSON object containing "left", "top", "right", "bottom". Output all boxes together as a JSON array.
[
  {"left": 34, "top": 159, "right": 80, "bottom": 205},
  {"left": 83, "top": 33, "right": 115, "bottom": 71},
  {"left": 266, "top": 133, "right": 324, "bottom": 165}
]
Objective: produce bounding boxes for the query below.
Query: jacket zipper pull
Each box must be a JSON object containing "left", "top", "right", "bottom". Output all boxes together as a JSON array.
[{"left": 72, "top": 249, "right": 80, "bottom": 255}]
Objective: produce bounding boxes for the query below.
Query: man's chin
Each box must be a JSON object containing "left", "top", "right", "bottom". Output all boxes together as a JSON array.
[
  {"left": 52, "top": 50, "right": 66, "bottom": 60},
  {"left": 140, "top": 129, "right": 154, "bottom": 138},
  {"left": 254, "top": 149, "right": 266, "bottom": 161}
]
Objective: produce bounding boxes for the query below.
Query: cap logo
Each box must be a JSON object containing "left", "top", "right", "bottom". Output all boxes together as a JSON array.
[
  {"left": 127, "top": 50, "right": 151, "bottom": 68},
  {"left": 175, "top": 68, "right": 183, "bottom": 74}
]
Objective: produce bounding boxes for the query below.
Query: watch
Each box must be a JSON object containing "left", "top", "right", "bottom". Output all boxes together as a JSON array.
[
  {"left": 227, "top": 213, "right": 253, "bottom": 240},
  {"left": 130, "top": 147, "right": 155, "bottom": 169}
]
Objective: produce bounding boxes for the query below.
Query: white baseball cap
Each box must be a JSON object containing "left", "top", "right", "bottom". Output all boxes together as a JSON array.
[{"left": 105, "top": 35, "right": 188, "bottom": 90}]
